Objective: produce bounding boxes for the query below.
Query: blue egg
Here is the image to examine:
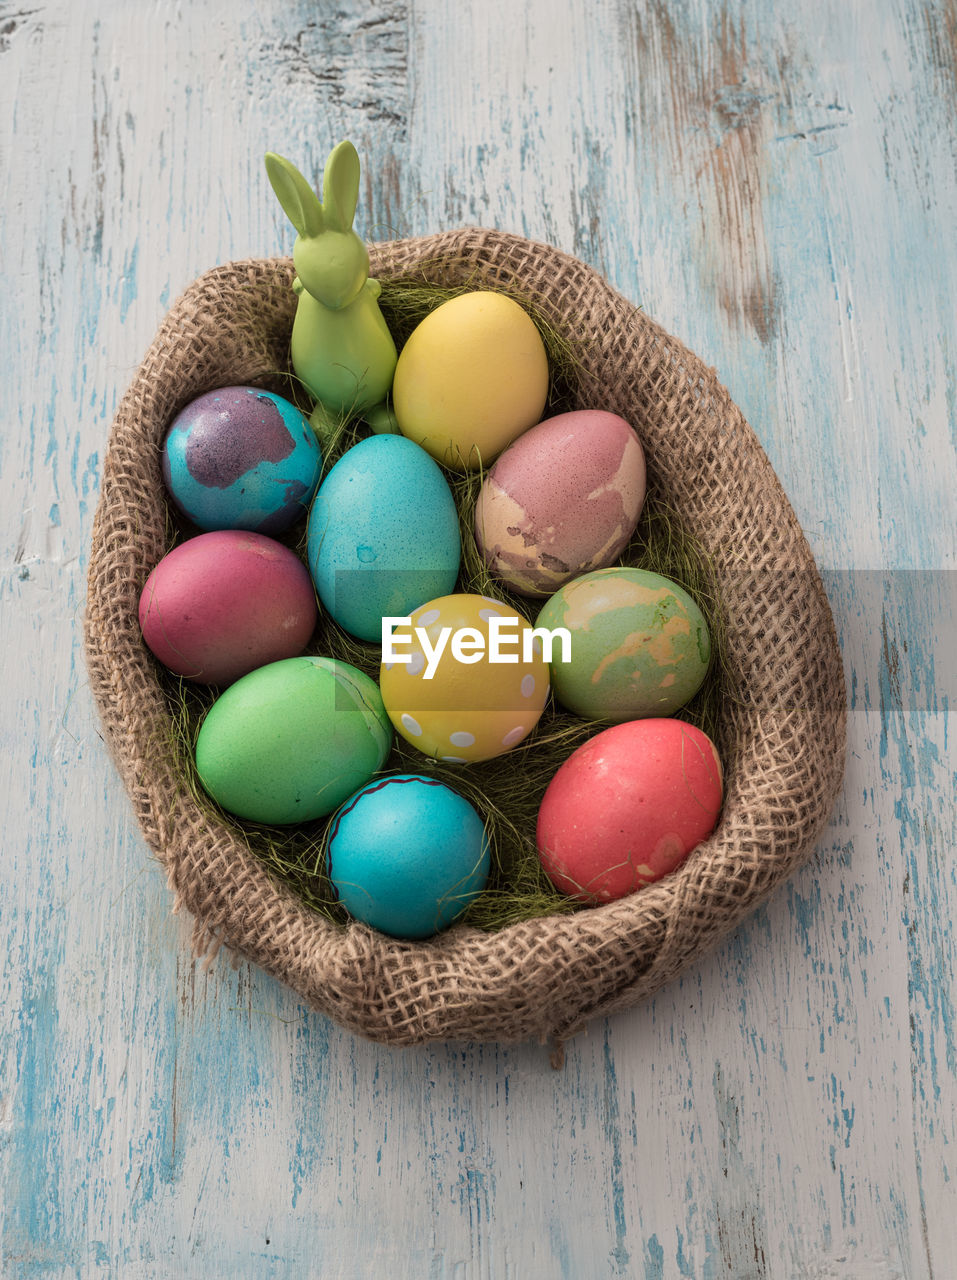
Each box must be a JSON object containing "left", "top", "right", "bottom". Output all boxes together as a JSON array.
[
  {"left": 327, "top": 774, "right": 490, "bottom": 938},
  {"left": 162, "top": 386, "right": 322, "bottom": 533},
  {"left": 307, "top": 434, "right": 461, "bottom": 641}
]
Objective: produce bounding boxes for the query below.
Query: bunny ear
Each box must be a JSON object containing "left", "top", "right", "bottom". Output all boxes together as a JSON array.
[
  {"left": 264, "top": 153, "right": 324, "bottom": 238},
  {"left": 321, "top": 141, "right": 361, "bottom": 232}
]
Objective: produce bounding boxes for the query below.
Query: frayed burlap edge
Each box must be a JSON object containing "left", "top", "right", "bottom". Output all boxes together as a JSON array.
[{"left": 84, "top": 230, "right": 846, "bottom": 1049}]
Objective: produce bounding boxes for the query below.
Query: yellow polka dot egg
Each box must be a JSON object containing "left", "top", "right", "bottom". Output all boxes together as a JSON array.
[{"left": 379, "top": 594, "right": 550, "bottom": 763}]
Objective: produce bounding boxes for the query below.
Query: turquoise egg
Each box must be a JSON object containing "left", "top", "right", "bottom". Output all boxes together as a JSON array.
[
  {"left": 163, "top": 386, "right": 322, "bottom": 533},
  {"left": 307, "top": 435, "right": 461, "bottom": 641},
  {"left": 327, "top": 774, "right": 490, "bottom": 938}
]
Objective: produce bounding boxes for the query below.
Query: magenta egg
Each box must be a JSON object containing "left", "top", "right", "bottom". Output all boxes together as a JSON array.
[
  {"left": 536, "top": 718, "right": 723, "bottom": 903},
  {"left": 474, "top": 409, "right": 646, "bottom": 597},
  {"left": 138, "top": 530, "right": 317, "bottom": 685}
]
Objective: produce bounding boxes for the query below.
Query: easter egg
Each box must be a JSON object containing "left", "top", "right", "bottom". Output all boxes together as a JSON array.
[
  {"left": 307, "top": 434, "right": 461, "bottom": 641},
  {"left": 162, "top": 386, "right": 322, "bottom": 533},
  {"left": 537, "top": 718, "right": 723, "bottom": 903},
  {"left": 392, "top": 291, "right": 549, "bottom": 471},
  {"left": 194, "top": 656, "right": 392, "bottom": 824},
  {"left": 474, "top": 409, "right": 647, "bottom": 596},
  {"left": 379, "top": 593, "right": 550, "bottom": 763},
  {"left": 138, "top": 530, "right": 317, "bottom": 685},
  {"left": 536, "top": 567, "right": 711, "bottom": 722},
  {"left": 327, "top": 774, "right": 490, "bottom": 939}
]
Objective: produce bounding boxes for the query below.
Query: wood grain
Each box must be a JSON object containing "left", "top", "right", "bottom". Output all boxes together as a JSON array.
[{"left": 2, "top": 0, "right": 955, "bottom": 1275}]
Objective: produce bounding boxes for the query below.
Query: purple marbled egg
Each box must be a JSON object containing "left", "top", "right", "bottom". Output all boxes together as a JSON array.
[
  {"left": 162, "top": 386, "right": 322, "bottom": 534},
  {"left": 474, "top": 410, "right": 647, "bottom": 597}
]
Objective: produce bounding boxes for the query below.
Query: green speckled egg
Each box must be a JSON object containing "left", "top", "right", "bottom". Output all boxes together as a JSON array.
[
  {"left": 195, "top": 656, "right": 392, "bottom": 824},
  {"left": 536, "top": 567, "right": 711, "bottom": 722}
]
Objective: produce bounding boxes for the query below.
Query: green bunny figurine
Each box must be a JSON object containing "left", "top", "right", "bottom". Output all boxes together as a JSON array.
[{"left": 265, "top": 142, "right": 398, "bottom": 438}]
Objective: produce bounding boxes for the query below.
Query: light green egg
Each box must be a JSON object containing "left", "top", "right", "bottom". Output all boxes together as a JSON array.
[
  {"left": 536, "top": 567, "right": 711, "bottom": 722},
  {"left": 195, "top": 656, "right": 392, "bottom": 824}
]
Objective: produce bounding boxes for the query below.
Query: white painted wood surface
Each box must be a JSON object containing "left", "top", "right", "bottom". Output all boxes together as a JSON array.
[{"left": 3, "top": 1, "right": 955, "bottom": 1275}]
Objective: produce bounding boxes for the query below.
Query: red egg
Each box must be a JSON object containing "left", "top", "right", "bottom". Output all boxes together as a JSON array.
[
  {"left": 537, "top": 718, "right": 723, "bottom": 903},
  {"left": 138, "top": 530, "right": 317, "bottom": 685}
]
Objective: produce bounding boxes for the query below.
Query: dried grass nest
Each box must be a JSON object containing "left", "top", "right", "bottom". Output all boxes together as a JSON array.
[{"left": 85, "top": 228, "right": 846, "bottom": 1051}]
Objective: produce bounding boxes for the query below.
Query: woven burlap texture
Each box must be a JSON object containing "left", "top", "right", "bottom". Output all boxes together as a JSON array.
[{"left": 85, "top": 229, "right": 846, "bottom": 1048}]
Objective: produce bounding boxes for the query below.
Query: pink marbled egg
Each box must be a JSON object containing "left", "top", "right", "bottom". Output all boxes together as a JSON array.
[
  {"left": 138, "top": 530, "right": 317, "bottom": 685},
  {"left": 473, "top": 410, "right": 646, "bottom": 597}
]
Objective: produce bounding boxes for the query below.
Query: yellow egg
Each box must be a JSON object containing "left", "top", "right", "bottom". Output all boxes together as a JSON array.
[
  {"left": 379, "top": 593, "right": 550, "bottom": 762},
  {"left": 392, "top": 292, "right": 549, "bottom": 471}
]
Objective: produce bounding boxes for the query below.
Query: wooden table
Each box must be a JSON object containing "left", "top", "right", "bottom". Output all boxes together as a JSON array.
[{"left": 4, "top": 2, "right": 955, "bottom": 1275}]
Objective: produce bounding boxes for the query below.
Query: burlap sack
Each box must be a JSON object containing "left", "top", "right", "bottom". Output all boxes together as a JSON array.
[{"left": 85, "top": 229, "right": 846, "bottom": 1050}]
